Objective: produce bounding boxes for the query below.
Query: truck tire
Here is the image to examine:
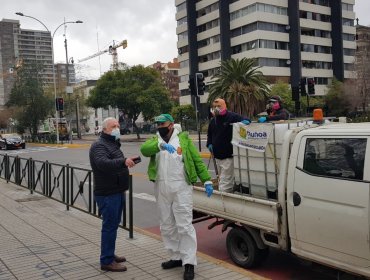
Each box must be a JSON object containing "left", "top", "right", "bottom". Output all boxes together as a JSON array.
[{"left": 226, "top": 227, "right": 263, "bottom": 268}]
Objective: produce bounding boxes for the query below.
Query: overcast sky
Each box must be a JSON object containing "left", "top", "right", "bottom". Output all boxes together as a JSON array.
[{"left": 2, "top": 1, "right": 370, "bottom": 80}]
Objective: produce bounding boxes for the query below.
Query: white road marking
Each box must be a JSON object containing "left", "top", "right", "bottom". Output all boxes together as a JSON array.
[{"left": 0, "top": 146, "right": 67, "bottom": 155}]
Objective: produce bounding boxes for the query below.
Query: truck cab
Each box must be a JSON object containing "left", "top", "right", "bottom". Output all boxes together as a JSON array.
[{"left": 287, "top": 123, "right": 370, "bottom": 276}]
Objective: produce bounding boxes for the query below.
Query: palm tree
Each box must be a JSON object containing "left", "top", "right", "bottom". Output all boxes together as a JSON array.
[{"left": 208, "top": 58, "right": 269, "bottom": 117}]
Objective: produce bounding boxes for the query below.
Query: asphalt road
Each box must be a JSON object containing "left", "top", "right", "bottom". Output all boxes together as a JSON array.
[{"left": 0, "top": 138, "right": 362, "bottom": 280}]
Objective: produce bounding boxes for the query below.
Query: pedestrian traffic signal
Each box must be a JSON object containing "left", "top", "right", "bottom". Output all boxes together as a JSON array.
[
  {"left": 195, "top": 72, "right": 205, "bottom": 96},
  {"left": 307, "top": 78, "right": 315, "bottom": 95},
  {"left": 188, "top": 76, "right": 196, "bottom": 96},
  {"left": 56, "top": 97, "right": 64, "bottom": 111},
  {"left": 300, "top": 78, "right": 307, "bottom": 96}
]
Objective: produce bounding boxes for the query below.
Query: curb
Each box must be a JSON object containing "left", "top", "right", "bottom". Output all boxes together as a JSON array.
[{"left": 29, "top": 143, "right": 90, "bottom": 148}]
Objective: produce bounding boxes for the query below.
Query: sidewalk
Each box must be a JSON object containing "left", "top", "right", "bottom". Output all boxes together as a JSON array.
[{"left": 0, "top": 180, "right": 266, "bottom": 280}]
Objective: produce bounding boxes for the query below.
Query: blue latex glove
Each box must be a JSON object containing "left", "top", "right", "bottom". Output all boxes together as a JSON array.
[
  {"left": 161, "top": 143, "right": 176, "bottom": 154},
  {"left": 241, "top": 119, "right": 250, "bottom": 125},
  {"left": 258, "top": 116, "right": 267, "bottom": 123},
  {"left": 204, "top": 181, "right": 214, "bottom": 198},
  {"left": 207, "top": 144, "right": 213, "bottom": 153}
]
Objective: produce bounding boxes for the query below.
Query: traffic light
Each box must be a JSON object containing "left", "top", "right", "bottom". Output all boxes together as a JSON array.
[
  {"left": 300, "top": 78, "right": 307, "bottom": 96},
  {"left": 195, "top": 72, "right": 205, "bottom": 96},
  {"left": 56, "top": 97, "right": 64, "bottom": 111},
  {"left": 188, "top": 76, "right": 196, "bottom": 96},
  {"left": 307, "top": 78, "right": 315, "bottom": 95}
]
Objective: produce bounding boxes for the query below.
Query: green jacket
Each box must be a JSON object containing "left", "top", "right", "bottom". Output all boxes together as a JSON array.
[{"left": 140, "top": 132, "right": 211, "bottom": 184}]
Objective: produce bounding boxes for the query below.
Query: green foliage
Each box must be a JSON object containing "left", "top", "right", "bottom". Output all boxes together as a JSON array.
[
  {"left": 324, "top": 78, "right": 350, "bottom": 117},
  {"left": 7, "top": 62, "right": 53, "bottom": 136},
  {"left": 171, "top": 105, "right": 195, "bottom": 122},
  {"left": 208, "top": 58, "right": 269, "bottom": 117},
  {"left": 87, "top": 66, "right": 172, "bottom": 135}
]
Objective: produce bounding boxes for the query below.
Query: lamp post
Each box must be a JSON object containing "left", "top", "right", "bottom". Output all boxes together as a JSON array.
[{"left": 15, "top": 12, "right": 82, "bottom": 144}]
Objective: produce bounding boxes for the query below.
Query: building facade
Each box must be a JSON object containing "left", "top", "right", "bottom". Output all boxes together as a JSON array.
[
  {"left": 55, "top": 63, "right": 76, "bottom": 94},
  {"left": 354, "top": 22, "right": 370, "bottom": 110},
  {"left": 175, "top": 0, "right": 356, "bottom": 107},
  {"left": 149, "top": 58, "right": 181, "bottom": 103},
  {"left": 0, "top": 19, "right": 53, "bottom": 108}
]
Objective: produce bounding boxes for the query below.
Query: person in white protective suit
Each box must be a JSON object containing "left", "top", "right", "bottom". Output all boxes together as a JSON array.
[{"left": 140, "top": 113, "right": 213, "bottom": 280}]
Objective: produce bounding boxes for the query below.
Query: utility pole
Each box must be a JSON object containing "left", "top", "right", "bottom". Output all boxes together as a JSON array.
[{"left": 64, "top": 20, "right": 80, "bottom": 139}]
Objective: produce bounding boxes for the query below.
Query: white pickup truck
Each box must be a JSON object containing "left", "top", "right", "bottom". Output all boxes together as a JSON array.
[{"left": 193, "top": 120, "right": 370, "bottom": 278}]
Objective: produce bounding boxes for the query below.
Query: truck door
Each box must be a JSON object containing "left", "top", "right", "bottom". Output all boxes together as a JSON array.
[{"left": 289, "top": 136, "right": 370, "bottom": 268}]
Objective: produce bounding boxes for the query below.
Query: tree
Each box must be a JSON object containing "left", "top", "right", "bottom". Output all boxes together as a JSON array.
[
  {"left": 324, "top": 78, "right": 351, "bottom": 117},
  {"left": 7, "top": 62, "right": 53, "bottom": 137},
  {"left": 87, "top": 65, "right": 172, "bottom": 138},
  {"left": 208, "top": 58, "right": 269, "bottom": 117},
  {"left": 171, "top": 104, "right": 196, "bottom": 130}
]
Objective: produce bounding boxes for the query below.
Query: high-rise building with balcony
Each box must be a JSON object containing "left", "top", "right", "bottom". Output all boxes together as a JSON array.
[
  {"left": 175, "top": 0, "right": 356, "bottom": 108},
  {"left": 0, "top": 19, "right": 53, "bottom": 108}
]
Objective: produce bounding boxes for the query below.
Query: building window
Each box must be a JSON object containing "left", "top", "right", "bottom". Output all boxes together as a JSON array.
[
  {"left": 176, "top": 2, "right": 186, "bottom": 12},
  {"left": 179, "top": 60, "right": 189, "bottom": 68},
  {"left": 230, "top": 3, "right": 287, "bottom": 21},
  {"left": 178, "top": 31, "right": 188, "bottom": 41},
  {"left": 197, "top": 2, "right": 219, "bottom": 18},
  {"left": 303, "top": 138, "right": 366, "bottom": 180},
  {"left": 343, "top": 33, "right": 355, "bottom": 41},
  {"left": 231, "top": 22, "right": 286, "bottom": 39},
  {"left": 258, "top": 58, "right": 289, "bottom": 67},
  {"left": 300, "top": 0, "right": 329, "bottom": 7},
  {"left": 343, "top": 18, "right": 354, "bottom": 27},
  {"left": 177, "top": 16, "right": 187, "bottom": 27},
  {"left": 343, "top": 48, "right": 355, "bottom": 56},
  {"left": 199, "top": 51, "right": 221, "bottom": 63},
  {"left": 198, "top": 19, "right": 219, "bottom": 33},
  {"left": 342, "top": 3, "right": 354, "bottom": 11}
]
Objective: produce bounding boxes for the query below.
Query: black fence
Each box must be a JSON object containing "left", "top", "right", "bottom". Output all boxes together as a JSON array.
[{"left": 0, "top": 154, "right": 134, "bottom": 238}]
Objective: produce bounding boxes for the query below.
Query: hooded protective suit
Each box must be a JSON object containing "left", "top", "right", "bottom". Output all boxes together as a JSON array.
[{"left": 141, "top": 127, "right": 211, "bottom": 266}]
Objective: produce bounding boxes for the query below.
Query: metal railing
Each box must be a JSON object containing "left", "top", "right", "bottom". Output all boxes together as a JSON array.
[{"left": 0, "top": 154, "right": 134, "bottom": 238}]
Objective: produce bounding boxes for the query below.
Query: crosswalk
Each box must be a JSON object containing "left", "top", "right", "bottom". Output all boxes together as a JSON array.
[{"left": 0, "top": 146, "right": 67, "bottom": 155}]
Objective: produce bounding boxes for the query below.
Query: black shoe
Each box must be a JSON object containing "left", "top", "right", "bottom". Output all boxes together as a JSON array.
[
  {"left": 161, "top": 259, "right": 182, "bottom": 269},
  {"left": 184, "top": 264, "right": 194, "bottom": 280}
]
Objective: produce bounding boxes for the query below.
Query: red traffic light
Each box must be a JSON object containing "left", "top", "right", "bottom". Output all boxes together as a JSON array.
[{"left": 56, "top": 97, "right": 64, "bottom": 111}]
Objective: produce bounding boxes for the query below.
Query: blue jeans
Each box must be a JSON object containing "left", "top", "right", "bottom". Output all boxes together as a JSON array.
[{"left": 95, "top": 192, "right": 124, "bottom": 265}]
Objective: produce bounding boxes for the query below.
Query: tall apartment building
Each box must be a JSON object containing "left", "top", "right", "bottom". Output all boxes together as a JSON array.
[
  {"left": 175, "top": 0, "right": 356, "bottom": 107},
  {"left": 0, "top": 19, "right": 53, "bottom": 108},
  {"left": 148, "top": 58, "right": 181, "bottom": 103},
  {"left": 55, "top": 63, "right": 76, "bottom": 94}
]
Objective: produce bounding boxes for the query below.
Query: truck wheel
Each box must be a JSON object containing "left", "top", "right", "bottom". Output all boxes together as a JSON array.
[{"left": 226, "top": 227, "right": 261, "bottom": 268}]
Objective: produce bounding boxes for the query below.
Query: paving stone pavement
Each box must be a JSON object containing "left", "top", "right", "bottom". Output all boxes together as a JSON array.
[{"left": 0, "top": 180, "right": 266, "bottom": 280}]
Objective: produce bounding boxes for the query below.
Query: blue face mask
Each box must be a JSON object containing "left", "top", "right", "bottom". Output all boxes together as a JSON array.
[{"left": 111, "top": 128, "right": 120, "bottom": 140}]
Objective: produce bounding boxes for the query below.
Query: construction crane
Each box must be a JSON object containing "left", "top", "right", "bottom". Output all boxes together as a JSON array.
[{"left": 78, "top": 39, "right": 127, "bottom": 71}]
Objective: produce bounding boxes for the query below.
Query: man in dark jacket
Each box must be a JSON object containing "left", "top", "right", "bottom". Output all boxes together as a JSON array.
[
  {"left": 89, "top": 117, "right": 137, "bottom": 272},
  {"left": 207, "top": 98, "right": 250, "bottom": 192},
  {"left": 258, "top": 95, "right": 290, "bottom": 122}
]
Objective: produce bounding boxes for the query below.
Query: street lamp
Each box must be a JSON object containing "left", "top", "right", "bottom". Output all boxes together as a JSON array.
[{"left": 15, "top": 12, "right": 82, "bottom": 144}]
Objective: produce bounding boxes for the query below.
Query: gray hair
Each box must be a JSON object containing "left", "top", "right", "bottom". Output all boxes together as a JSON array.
[{"left": 102, "top": 117, "right": 117, "bottom": 130}]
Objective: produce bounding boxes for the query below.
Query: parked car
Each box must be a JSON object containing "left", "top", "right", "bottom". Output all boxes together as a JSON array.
[{"left": 0, "top": 133, "right": 25, "bottom": 150}]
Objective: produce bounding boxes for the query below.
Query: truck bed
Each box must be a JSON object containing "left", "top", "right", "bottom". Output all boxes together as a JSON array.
[{"left": 193, "top": 186, "right": 281, "bottom": 233}]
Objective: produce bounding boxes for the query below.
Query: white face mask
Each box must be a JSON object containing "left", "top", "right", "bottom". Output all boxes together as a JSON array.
[{"left": 111, "top": 128, "right": 120, "bottom": 140}]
